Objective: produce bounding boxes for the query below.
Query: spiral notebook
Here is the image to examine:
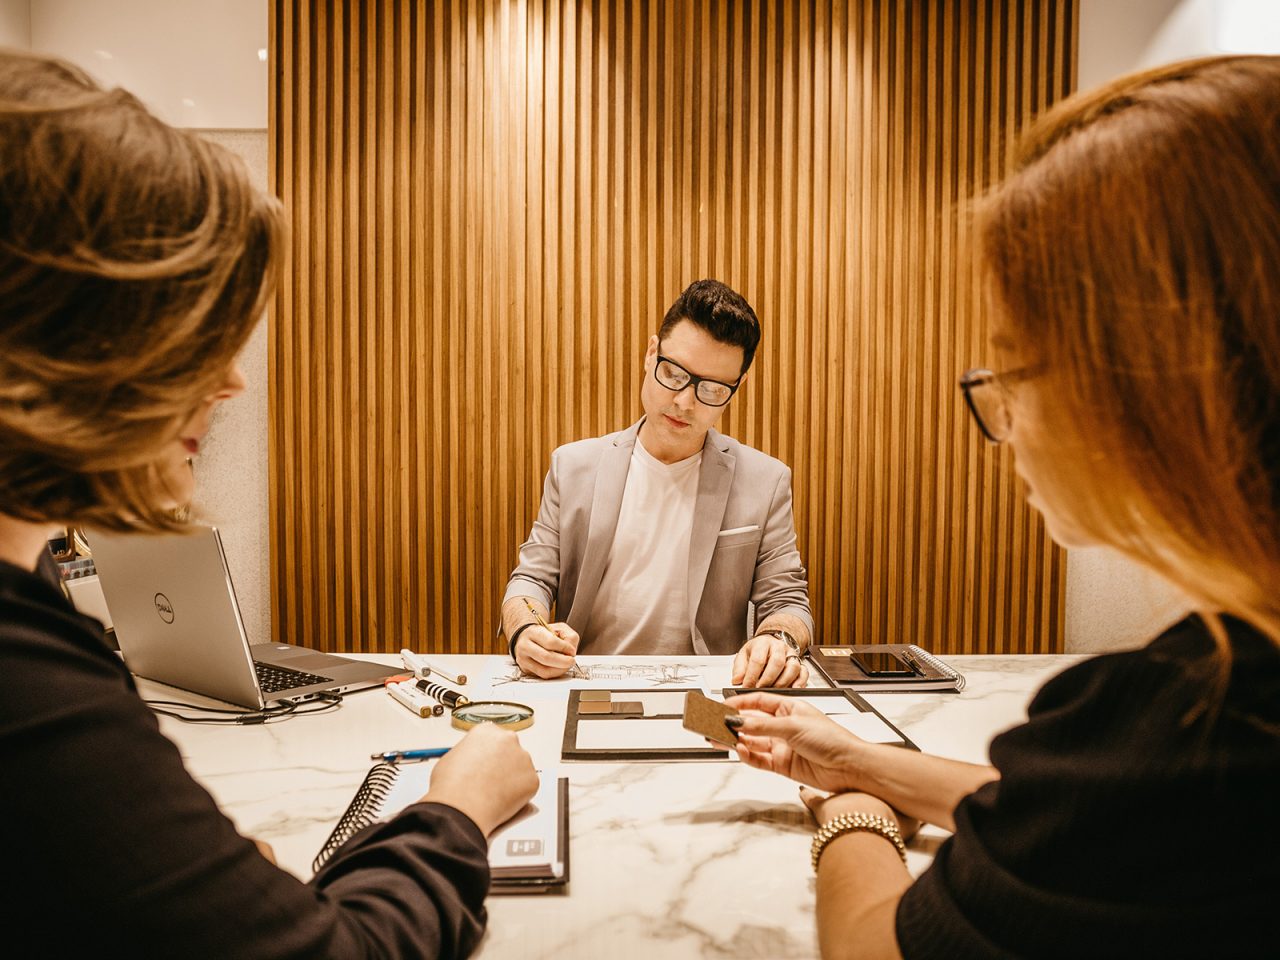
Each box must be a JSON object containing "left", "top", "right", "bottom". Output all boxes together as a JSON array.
[
  {"left": 808, "top": 644, "right": 966, "bottom": 692},
  {"left": 314, "top": 762, "right": 569, "bottom": 892}
]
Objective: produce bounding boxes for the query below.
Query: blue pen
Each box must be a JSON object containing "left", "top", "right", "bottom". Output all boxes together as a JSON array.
[{"left": 370, "top": 747, "right": 451, "bottom": 763}]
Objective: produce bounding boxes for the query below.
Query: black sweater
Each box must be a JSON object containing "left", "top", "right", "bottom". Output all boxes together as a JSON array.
[
  {"left": 0, "top": 557, "right": 491, "bottom": 958},
  {"left": 896, "top": 614, "right": 1280, "bottom": 958}
]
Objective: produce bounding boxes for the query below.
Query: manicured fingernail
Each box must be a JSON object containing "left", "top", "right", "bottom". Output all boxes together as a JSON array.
[{"left": 724, "top": 716, "right": 745, "bottom": 729}]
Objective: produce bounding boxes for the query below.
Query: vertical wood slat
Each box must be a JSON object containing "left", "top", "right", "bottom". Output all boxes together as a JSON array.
[{"left": 270, "top": 0, "right": 1077, "bottom": 656}]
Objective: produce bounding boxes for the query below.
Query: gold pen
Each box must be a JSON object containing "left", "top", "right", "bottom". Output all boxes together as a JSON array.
[{"left": 523, "top": 597, "right": 554, "bottom": 633}]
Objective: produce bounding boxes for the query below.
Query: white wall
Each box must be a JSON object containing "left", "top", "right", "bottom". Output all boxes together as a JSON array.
[
  {"left": 29, "top": 0, "right": 266, "bottom": 127},
  {"left": 1078, "top": 0, "right": 1185, "bottom": 92},
  {"left": 13, "top": 2, "right": 273, "bottom": 646},
  {"left": 193, "top": 131, "right": 272, "bottom": 648},
  {"left": 1067, "top": 0, "right": 1280, "bottom": 652},
  {"left": 0, "top": 0, "right": 30, "bottom": 48},
  {"left": 1081, "top": 0, "right": 1280, "bottom": 93}
]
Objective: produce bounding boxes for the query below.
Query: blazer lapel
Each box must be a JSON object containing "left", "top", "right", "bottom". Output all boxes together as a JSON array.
[
  {"left": 686, "top": 429, "right": 735, "bottom": 655},
  {"left": 567, "top": 420, "right": 641, "bottom": 633}
]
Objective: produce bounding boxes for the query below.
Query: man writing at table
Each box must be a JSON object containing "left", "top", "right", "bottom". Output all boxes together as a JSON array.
[{"left": 500, "top": 279, "right": 814, "bottom": 687}]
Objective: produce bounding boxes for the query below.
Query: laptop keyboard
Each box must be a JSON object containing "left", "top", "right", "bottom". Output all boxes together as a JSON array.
[{"left": 253, "top": 661, "right": 335, "bottom": 694}]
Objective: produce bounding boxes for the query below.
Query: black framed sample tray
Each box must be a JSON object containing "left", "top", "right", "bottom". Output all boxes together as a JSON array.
[{"left": 560, "top": 688, "right": 731, "bottom": 761}]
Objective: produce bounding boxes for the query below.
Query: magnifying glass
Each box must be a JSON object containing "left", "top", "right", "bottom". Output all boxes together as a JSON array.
[
  {"left": 416, "top": 680, "right": 535, "bottom": 731},
  {"left": 451, "top": 699, "right": 535, "bottom": 731}
]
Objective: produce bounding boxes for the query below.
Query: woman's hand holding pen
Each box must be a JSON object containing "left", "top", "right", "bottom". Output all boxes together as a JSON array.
[
  {"left": 423, "top": 723, "right": 538, "bottom": 836},
  {"left": 514, "top": 620, "right": 581, "bottom": 678}
]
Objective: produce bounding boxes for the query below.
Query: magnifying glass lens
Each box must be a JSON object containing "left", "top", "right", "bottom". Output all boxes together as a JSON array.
[{"left": 451, "top": 700, "right": 535, "bottom": 731}]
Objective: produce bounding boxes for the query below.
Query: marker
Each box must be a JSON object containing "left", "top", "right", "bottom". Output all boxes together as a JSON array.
[
  {"left": 400, "top": 648, "right": 468, "bottom": 686},
  {"left": 416, "top": 678, "right": 469, "bottom": 710},
  {"left": 386, "top": 680, "right": 445, "bottom": 717},
  {"left": 370, "top": 746, "right": 451, "bottom": 763}
]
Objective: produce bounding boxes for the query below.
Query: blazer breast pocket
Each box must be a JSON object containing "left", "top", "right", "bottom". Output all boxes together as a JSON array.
[{"left": 715, "top": 525, "right": 762, "bottom": 550}]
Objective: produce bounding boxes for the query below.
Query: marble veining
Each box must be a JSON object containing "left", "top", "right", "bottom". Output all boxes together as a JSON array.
[{"left": 145, "top": 653, "right": 1083, "bottom": 957}]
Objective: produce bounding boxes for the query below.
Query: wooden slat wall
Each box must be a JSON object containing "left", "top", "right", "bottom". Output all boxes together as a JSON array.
[{"left": 269, "top": 0, "right": 1076, "bottom": 655}]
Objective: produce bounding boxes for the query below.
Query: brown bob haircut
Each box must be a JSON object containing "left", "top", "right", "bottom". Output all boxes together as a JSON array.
[
  {"left": 979, "top": 55, "right": 1280, "bottom": 644},
  {"left": 0, "top": 52, "right": 283, "bottom": 532}
]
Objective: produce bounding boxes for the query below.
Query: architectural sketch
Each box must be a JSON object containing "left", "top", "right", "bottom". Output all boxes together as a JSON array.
[{"left": 492, "top": 662, "right": 704, "bottom": 686}]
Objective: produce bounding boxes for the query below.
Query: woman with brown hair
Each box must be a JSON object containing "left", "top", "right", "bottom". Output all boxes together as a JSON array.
[
  {"left": 728, "top": 55, "right": 1280, "bottom": 958},
  {"left": 0, "top": 52, "right": 536, "bottom": 956}
]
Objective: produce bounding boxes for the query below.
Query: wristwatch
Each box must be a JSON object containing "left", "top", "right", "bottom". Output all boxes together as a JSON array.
[{"left": 776, "top": 630, "right": 801, "bottom": 657}]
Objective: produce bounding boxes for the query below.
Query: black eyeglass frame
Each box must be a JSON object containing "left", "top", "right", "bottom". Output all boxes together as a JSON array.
[
  {"left": 959, "top": 369, "right": 1004, "bottom": 443},
  {"left": 959, "top": 366, "right": 1037, "bottom": 443},
  {"left": 653, "top": 353, "right": 743, "bottom": 408}
]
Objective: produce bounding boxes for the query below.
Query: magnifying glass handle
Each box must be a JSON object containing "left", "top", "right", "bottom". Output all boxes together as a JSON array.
[{"left": 416, "top": 679, "right": 469, "bottom": 709}]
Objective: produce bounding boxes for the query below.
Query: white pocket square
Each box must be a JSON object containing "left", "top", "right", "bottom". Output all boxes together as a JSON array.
[{"left": 717, "top": 524, "right": 760, "bottom": 537}]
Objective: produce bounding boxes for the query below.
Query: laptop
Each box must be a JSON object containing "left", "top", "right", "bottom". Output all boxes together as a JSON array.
[{"left": 87, "top": 526, "right": 401, "bottom": 709}]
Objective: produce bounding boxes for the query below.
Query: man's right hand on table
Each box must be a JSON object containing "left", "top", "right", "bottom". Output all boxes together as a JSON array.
[{"left": 514, "top": 621, "right": 581, "bottom": 678}]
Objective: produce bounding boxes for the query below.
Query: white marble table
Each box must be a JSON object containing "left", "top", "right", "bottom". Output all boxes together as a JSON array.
[{"left": 146, "top": 653, "right": 1085, "bottom": 959}]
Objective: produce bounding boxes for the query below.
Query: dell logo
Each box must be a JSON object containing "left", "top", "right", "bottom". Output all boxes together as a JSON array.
[{"left": 154, "top": 593, "right": 175, "bottom": 624}]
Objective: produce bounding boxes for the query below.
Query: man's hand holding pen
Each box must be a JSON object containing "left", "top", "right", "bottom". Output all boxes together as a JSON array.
[{"left": 513, "top": 598, "right": 582, "bottom": 679}]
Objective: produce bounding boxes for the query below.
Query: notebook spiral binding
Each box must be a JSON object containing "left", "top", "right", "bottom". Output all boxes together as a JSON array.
[
  {"left": 906, "top": 644, "right": 966, "bottom": 692},
  {"left": 312, "top": 761, "right": 399, "bottom": 873}
]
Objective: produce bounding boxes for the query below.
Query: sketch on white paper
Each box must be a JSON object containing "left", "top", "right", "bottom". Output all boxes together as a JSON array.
[{"left": 491, "top": 662, "right": 704, "bottom": 686}]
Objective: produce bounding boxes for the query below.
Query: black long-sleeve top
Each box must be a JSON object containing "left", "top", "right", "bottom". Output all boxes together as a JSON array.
[
  {"left": 0, "top": 557, "right": 491, "bottom": 957},
  {"left": 896, "top": 614, "right": 1280, "bottom": 958}
]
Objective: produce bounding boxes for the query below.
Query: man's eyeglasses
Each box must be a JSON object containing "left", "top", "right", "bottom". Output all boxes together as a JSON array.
[
  {"left": 653, "top": 353, "right": 741, "bottom": 407},
  {"left": 959, "top": 367, "right": 1035, "bottom": 443}
]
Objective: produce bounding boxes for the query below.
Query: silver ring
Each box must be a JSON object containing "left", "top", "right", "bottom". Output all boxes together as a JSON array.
[{"left": 785, "top": 653, "right": 801, "bottom": 663}]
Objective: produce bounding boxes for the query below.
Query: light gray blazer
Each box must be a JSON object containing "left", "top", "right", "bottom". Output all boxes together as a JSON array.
[{"left": 503, "top": 419, "right": 814, "bottom": 655}]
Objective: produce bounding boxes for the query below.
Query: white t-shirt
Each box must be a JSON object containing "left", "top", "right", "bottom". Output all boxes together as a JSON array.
[{"left": 583, "top": 436, "right": 702, "bottom": 655}]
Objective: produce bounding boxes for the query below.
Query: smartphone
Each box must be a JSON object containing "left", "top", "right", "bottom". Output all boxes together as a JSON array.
[{"left": 849, "top": 650, "right": 917, "bottom": 677}]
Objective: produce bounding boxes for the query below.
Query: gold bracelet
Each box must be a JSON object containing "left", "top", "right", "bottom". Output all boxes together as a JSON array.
[{"left": 811, "top": 812, "right": 908, "bottom": 871}]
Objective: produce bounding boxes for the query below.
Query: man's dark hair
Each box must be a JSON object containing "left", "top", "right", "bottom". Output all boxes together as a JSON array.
[{"left": 658, "top": 279, "right": 761, "bottom": 376}]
